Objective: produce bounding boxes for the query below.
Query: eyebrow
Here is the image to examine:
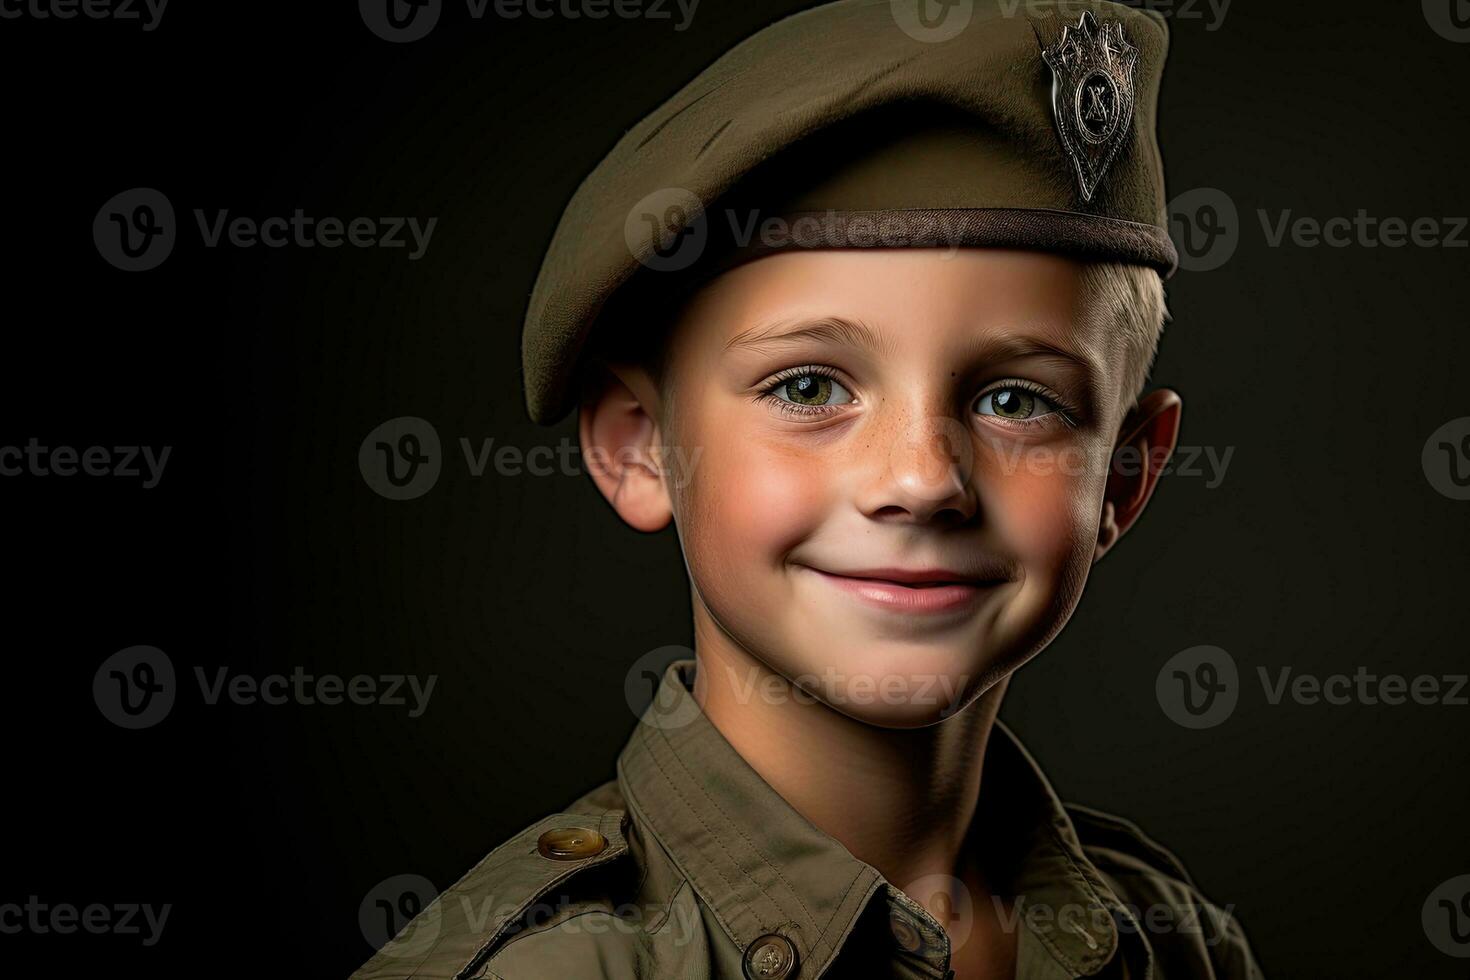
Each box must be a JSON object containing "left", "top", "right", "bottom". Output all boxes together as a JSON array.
[
  {"left": 726, "top": 316, "right": 1098, "bottom": 371},
  {"left": 959, "top": 332, "right": 1102, "bottom": 375},
  {"left": 723, "top": 316, "right": 897, "bottom": 357}
]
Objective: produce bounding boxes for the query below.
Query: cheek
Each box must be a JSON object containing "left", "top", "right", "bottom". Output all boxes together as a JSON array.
[
  {"left": 674, "top": 414, "right": 833, "bottom": 580},
  {"left": 981, "top": 449, "right": 1105, "bottom": 596}
]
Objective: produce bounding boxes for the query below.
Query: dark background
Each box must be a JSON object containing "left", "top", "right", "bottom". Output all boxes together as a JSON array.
[{"left": 2, "top": 1, "right": 1467, "bottom": 977}]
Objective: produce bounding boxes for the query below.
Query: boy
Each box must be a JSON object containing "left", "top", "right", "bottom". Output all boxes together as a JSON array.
[{"left": 354, "top": 1, "right": 1264, "bottom": 977}]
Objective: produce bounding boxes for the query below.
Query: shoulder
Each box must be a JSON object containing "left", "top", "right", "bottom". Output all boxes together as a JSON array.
[
  {"left": 350, "top": 781, "right": 661, "bottom": 980},
  {"left": 1065, "top": 802, "right": 1267, "bottom": 980}
]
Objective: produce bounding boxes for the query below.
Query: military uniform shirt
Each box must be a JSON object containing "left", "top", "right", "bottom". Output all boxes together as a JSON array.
[{"left": 351, "top": 661, "right": 1263, "bottom": 979}]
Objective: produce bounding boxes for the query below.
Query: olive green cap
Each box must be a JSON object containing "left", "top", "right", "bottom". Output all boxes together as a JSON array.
[{"left": 522, "top": 0, "right": 1174, "bottom": 424}]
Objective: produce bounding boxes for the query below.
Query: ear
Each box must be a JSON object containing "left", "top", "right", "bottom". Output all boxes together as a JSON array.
[
  {"left": 578, "top": 365, "right": 674, "bottom": 533},
  {"left": 1095, "top": 388, "right": 1183, "bottom": 561}
]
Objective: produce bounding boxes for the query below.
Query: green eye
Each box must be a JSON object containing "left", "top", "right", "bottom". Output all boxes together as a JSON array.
[
  {"left": 772, "top": 373, "right": 852, "bottom": 407},
  {"left": 975, "top": 387, "right": 1057, "bottom": 421}
]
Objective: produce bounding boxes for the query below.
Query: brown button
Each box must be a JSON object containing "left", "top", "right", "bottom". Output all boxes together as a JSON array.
[
  {"left": 536, "top": 826, "right": 607, "bottom": 861},
  {"left": 744, "top": 934, "right": 798, "bottom": 979}
]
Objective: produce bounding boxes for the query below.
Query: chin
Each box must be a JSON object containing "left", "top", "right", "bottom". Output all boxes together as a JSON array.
[{"left": 775, "top": 638, "right": 1008, "bottom": 729}]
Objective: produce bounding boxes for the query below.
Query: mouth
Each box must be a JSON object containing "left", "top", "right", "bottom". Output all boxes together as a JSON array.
[{"left": 797, "top": 564, "right": 1011, "bottom": 615}]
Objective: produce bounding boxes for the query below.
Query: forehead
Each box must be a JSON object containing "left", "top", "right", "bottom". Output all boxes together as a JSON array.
[{"left": 669, "top": 248, "right": 1109, "bottom": 368}]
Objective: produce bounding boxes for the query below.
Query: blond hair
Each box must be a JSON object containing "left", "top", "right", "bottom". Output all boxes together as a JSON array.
[{"left": 1080, "top": 261, "right": 1170, "bottom": 408}]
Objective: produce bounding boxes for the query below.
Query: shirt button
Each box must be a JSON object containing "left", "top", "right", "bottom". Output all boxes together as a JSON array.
[
  {"left": 744, "top": 934, "right": 798, "bottom": 979},
  {"left": 536, "top": 827, "right": 607, "bottom": 860}
]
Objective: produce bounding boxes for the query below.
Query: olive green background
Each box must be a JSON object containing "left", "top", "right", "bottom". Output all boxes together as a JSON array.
[{"left": 2, "top": 2, "right": 1467, "bottom": 978}]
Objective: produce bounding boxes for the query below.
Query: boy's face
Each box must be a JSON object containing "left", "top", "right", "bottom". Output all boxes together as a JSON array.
[{"left": 591, "top": 248, "right": 1176, "bottom": 728}]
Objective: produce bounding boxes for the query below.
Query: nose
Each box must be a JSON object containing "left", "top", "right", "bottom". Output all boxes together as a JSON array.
[{"left": 858, "top": 414, "right": 979, "bottom": 525}]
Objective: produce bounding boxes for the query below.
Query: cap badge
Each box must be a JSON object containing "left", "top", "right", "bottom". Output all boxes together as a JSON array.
[{"left": 1042, "top": 10, "right": 1138, "bottom": 202}]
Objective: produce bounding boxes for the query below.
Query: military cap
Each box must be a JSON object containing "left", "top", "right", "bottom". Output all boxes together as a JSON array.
[{"left": 522, "top": 0, "right": 1175, "bottom": 423}]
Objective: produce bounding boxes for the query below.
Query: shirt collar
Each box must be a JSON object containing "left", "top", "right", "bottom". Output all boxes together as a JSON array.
[{"left": 616, "top": 660, "right": 1154, "bottom": 979}]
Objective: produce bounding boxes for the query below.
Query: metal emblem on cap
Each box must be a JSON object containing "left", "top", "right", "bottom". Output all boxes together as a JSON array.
[{"left": 1042, "top": 10, "right": 1138, "bottom": 202}]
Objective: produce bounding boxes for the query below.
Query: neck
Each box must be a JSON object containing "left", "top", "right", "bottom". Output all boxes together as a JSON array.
[{"left": 689, "top": 605, "right": 1007, "bottom": 902}]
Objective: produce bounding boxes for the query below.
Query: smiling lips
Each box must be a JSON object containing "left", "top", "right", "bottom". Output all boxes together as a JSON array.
[{"left": 802, "top": 565, "right": 1010, "bottom": 614}]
